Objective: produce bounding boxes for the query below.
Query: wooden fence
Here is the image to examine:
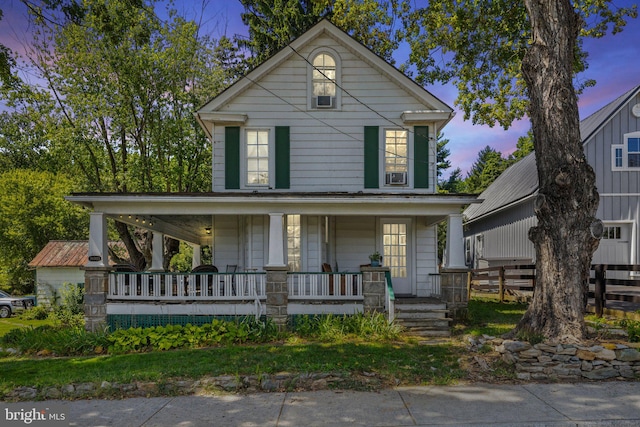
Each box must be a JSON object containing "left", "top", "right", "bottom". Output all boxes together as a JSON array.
[
  {"left": 467, "top": 264, "right": 535, "bottom": 302},
  {"left": 468, "top": 263, "right": 640, "bottom": 317},
  {"left": 590, "top": 264, "right": 640, "bottom": 317}
]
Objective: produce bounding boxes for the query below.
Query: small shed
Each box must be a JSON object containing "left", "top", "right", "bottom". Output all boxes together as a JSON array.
[{"left": 29, "top": 241, "right": 121, "bottom": 306}]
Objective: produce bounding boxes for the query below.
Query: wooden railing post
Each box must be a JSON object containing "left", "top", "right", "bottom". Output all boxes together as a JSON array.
[
  {"left": 466, "top": 271, "right": 472, "bottom": 300},
  {"left": 498, "top": 266, "right": 505, "bottom": 302},
  {"left": 594, "top": 264, "right": 606, "bottom": 318}
]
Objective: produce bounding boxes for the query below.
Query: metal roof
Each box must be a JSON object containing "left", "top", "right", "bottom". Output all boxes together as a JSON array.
[
  {"left": 28, "top": 241, "right": 123, "bottom": 268},
  {"left": 464, "top": 83, "right": 640, "bottom": 222}
]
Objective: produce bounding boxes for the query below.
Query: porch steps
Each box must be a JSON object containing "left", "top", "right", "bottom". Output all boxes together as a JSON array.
[{"left": 394, "top": 298, "right": 452, "bottom": 337}]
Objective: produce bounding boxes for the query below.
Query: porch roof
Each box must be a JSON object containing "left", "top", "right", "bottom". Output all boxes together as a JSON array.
[{"left": 67, "top": 192, "right": 478, "bottom": 245}]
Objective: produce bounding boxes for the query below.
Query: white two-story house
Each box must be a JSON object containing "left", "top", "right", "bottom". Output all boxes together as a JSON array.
[{"left": 69, "top": 20, "right": 475, "bottom": 331}]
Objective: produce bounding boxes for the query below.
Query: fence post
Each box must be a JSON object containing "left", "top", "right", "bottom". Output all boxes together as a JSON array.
[
  {"left": 594, "top": 264, "right": 606, "bottom": 318},
  {"left": 466, "top": 271, "right": 472, "bottom": 300},
  {"left": 498, "top": 266, "right": 505, "bottom": 302}
]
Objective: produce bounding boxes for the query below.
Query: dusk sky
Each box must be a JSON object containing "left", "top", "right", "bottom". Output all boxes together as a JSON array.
[{"left": 1, "top": 0, "right": 639, "bottom": 177}]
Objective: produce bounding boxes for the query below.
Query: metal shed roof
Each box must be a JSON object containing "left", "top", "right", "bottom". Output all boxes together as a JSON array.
[
  {"left": 464, "top": 83, "right": 640, "bottom": 222},
  {"left": 28, "top": 241, "right": 123, "bottom": 268}
]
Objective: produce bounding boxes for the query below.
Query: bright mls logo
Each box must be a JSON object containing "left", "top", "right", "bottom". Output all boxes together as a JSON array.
[{"left": 2, "top": 404, "right": 66, "bottom": 426}]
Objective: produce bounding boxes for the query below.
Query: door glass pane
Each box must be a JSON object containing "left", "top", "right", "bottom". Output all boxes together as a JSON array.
[{"left": 383, "top": 223, "right": 407, "bottom": 278}]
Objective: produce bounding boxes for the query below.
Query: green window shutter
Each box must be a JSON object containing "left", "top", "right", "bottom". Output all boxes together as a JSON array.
[
  {"left": 364, "top": 126, "right": 379, "bottom": 188},
  {"left": 225, "top": 127, "right": 240, "bottom": 190},
  {"left": 275, "top": 126, "right": 290, "bottom": 189},
  {"left": 414, "top": 126, "right": 429, "bottom": 188}
]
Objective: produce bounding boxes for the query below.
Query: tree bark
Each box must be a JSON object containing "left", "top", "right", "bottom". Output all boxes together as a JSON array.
[{"left": 518, "top": 0, "right": 601, "bottom": 343}]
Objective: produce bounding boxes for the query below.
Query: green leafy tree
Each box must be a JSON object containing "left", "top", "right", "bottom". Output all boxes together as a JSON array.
[
  {"left": 0, "top": 170, "right": 88, "bottom": 294},
  {"left": 401, "top": 0, "right": 637, "bottom": 342},
  {"left": 19, "top": 0, "right": 226, "bottom": 269},
  {"left": 464, "top": 146, "right": 510, "bottom": 194},
  {"left": 436, "top": 132, "right": 451, "bottom": 179},
  {"left": 239, "top": 0, "right": 399, "bottom": 65},
  {"left": 511, "top": 130, "right": 535, "bottom": 160}
]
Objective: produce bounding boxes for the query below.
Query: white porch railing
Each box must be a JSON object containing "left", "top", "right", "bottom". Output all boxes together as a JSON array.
[
  {"left": 288, "top": 272, "right": 363, "bottom": 299},
  {"left": 108, "top": 272, "right": 266, "bottom": 301}
]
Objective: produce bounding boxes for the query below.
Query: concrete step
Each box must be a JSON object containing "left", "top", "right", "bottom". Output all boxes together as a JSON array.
[
  {"left": 396, "top": 318, "right": 452, "bottom": 328},
  {"left": 395, "top": 304, "right": 447, "bottom": 312},
  {"left": 403, "top": 327, "right": 452, "bottom": 337},
  {"left": 395, "top": 309, "right": 449, "bottom": 319}
]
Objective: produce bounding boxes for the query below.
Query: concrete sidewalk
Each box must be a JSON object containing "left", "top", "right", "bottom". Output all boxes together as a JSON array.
[{"left": 4, "top": 382, "right": 640, "bottom": 426}]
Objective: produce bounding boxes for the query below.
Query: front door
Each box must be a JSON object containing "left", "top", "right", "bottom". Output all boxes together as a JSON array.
[{"left": 382, "top": 219, "right": 412, "bottom": 295}]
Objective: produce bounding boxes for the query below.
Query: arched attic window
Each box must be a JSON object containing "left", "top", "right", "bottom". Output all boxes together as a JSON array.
[{"left": 309, "top": 50, "right": 340, "bottom": 109}]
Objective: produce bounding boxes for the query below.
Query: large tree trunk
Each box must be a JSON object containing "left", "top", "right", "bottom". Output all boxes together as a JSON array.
[{"left": 518, "top": 0, "right": 601, "bottom": 343}]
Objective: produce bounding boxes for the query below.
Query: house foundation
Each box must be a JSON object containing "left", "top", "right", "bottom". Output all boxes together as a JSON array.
[
  {"left": 361, "top": 266, "right": 388, "bottom": 313},
  {"left": 83, "top": 267, "right": 109, "bottom": 332},
  {"left": 439, "top": 268, "right": 469, "bottom": 320},
  {"left": 265, "top": 266, "right": 289, "bottom": 331}
]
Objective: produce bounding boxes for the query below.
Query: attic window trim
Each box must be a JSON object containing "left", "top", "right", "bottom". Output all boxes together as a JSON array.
[{"left": 307, "top": 47, "right": 342, "bottom": 111}]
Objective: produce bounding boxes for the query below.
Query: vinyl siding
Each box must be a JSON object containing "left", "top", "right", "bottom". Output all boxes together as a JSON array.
[{"left": 212, "top": 34, "right": 439, "bottom": 193}]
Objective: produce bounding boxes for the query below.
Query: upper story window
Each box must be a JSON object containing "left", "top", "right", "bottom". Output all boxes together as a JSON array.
[
  {"left": 246, "top": 129, "right": 269, "bottom": 185},
  {"left": 309, "top": 49, "right": 340, "bottom": 109},
  {"left": 612, "top": 132, "right": 640, "bottom": 170},
  {"left": 384, "top": 129, "right": 408, "bottom": 185}
]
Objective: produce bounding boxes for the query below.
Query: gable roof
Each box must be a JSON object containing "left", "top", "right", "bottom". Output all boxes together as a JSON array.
[
  {"left": 464, "top": 83, "right": 640, "bottom": 222},
  {"left": 28, "top": 241, "right": 124, "bottom": 268},
  {"left": 195, "top": 19, "right": 453, "bottom": 136}
]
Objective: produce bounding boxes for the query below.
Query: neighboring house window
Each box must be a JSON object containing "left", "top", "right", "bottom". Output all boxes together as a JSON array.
[
  {"left": 628, "top": 137, "right": 640, "bottom": 167},
  {"left": 602, "top": 226, "right": 621, "bottom": 240},
  {"left": 612, "top": 132, "right": 640, "bottom": 170},
  {"left": 287, "top": 214, "right": 301, "bottom": 272},
  {"left": 615, "top": 148, "right": 623, "bottom": 168},
  {"left": 246, "top": 130, "right": 269, "bottom": 185},
  {"left": 384, "top": 129, "right": 408, "bottom": 185}
]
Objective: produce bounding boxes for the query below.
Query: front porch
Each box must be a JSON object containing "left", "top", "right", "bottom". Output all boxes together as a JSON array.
[
  {"left": 89, "top": 268, "right": 466, "bottom": 336},
  {"left": 71, "top": 192, "right": 474, "bottom": 332}
]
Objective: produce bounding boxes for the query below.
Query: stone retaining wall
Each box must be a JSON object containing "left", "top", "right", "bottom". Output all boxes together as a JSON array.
[{"left": 495, "top": 339, "right": 640, "bottom": 381}]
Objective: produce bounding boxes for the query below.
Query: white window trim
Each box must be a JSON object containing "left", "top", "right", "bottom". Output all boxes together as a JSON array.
[
  {"left": 307, "top": 47, "right": 342, "bottom": 111},
  {"left": 381, "top": 128, "right": 412, "bottom": 188},
  {"left": 242, "top": 128, "right": 274, "bottom": 189},
  {"left": 611, "top": 131, "right": 640, "bottom": 171}
]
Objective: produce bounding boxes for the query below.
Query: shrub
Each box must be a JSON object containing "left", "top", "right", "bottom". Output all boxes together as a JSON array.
[
  {"left": 20, "top": 305, "right": 49, "bottom": 320},
  {"left": 50, "top": 283, "right": 84, "bottom": 328},
  {"left": 618, "top": 319, "right": 640, "bottom": 342},
  {"left": 0, "top": 325, "right": 109, "bottom": 356},
  {"left": 106, "top": 318, "right": 279, "bottom": 354}
]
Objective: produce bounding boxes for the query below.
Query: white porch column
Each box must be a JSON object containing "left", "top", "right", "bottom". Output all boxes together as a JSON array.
[
  {"left": 191, "top": 244, "right": 202, "bottom": 268},
  {"left": 443, "top": 214, "right": 467, "bottom": 269},
  {"left": 87, "top": 212, "right": 109, "bottom": 268},
  {"left": 150, "top": 231, "right": 164, "bottom": 272},
  {"left": 267, "top": 213, "right": 286, "bottom": 267}
]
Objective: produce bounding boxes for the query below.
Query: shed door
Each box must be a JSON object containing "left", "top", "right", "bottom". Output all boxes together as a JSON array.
[{"left": 382, "top": 220, "right": 412, "bottom": 295}]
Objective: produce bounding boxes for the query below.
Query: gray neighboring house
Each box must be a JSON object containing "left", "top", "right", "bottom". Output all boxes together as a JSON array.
[{"left": 464, "top": 84, "right": 640, "bottom": 272}]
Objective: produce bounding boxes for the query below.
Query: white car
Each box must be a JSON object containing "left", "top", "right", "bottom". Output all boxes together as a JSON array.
[{"left": 0, "top": 290, "right": 34, "bottom": 318}]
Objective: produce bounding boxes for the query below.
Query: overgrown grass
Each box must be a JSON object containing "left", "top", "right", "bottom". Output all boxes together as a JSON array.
[
  {"left": 0, "top": 300, "right": 531, "bottom": 397},
  {"left": 458, "top": 297, "right": 527, "bottom": 337}
]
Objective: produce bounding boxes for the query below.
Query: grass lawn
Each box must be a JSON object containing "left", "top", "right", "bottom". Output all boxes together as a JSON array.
[
  {"left": 0, "top": 316, "right": 53, "bottom": 337},
  {"left": 0, "top": 298, "right": 527, "bottom": 397}
]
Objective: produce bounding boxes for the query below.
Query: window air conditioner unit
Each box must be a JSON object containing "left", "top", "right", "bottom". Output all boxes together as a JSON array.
[
  {"left": 315, "top": 96, "right": 333, "bottom": 108},
  {"left": 386, "top": 172, "right": 407, "bottom": 185}
]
